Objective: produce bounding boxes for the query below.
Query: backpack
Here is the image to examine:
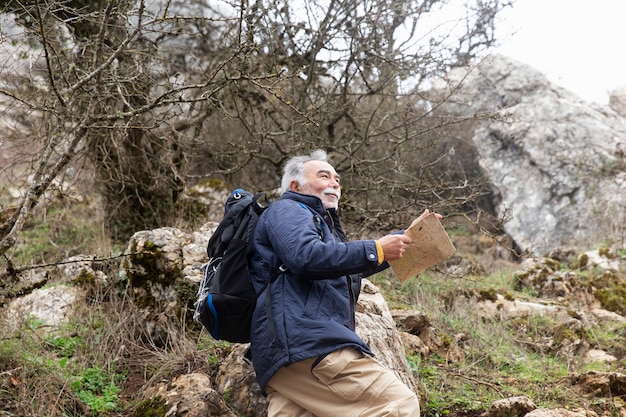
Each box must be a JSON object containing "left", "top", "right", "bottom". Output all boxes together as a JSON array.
[{"left": 193, "top": 189, "right": 284, "bottom": 343}]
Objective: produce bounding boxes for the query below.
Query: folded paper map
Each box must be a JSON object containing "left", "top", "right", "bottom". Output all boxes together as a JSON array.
[{"left": 388, "top": 213, "right": 456, "bottom": 282}]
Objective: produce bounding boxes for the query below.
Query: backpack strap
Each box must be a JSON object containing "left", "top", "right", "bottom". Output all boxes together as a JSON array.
[
  {"left": 298, "top": 202, "right": 324, "bottom": 240},
  {"left": 265, "top": 263, "right": 287, "bottom": 344},
  {"left": 243, "top": 263, "right": 286, "bottom": 363}
]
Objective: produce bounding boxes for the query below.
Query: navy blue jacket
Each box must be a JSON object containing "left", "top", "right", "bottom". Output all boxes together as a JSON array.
[{"left": 248, "top": 191, "right": 389, "bottom": 394}]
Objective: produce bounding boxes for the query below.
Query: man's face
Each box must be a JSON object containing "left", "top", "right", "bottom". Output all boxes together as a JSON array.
[{"left": 297, "top": 160, "right": 341, "bottom": 209}]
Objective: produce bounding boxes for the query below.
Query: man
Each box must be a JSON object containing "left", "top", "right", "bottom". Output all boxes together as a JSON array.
[{"left": 249, "top": 149, "right": 438, "bottom": 417}]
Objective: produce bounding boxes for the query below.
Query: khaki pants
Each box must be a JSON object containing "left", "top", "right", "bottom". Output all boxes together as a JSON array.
[{"left": 266, "top": 347, "right": 420, "bottom": 417}]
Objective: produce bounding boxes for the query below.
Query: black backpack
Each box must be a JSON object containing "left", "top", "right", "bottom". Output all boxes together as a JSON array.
[{"left": 193, "top": 189, "right": 285, "bottom": 343}]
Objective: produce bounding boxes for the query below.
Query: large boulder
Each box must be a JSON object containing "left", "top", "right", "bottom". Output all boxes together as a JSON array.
[{"left": 431, "top": 54, "right": 626, "bottom": 255}]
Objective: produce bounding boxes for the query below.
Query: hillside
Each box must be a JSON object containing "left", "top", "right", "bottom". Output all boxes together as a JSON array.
[
  {"left": 1, "top": 2, "right": 625, "bottom": 415},
  {"left": 1, "top": 192, "right": 624, "bottom": 417}
]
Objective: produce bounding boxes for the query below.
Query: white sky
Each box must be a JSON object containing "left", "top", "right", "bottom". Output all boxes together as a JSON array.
[{"left": 493, "top": 0, "right": 626, "bottom": 104}]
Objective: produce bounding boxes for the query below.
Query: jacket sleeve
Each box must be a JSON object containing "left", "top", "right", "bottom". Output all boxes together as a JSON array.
[
  {"left": 359, "top": 229, "right": 404, "bottom": 277},
  {"left": 263, "top": 201, "right": 380, "bottom": 279},
  {"left": 362, "top": 261, "right": 390, "bottom": 277}
]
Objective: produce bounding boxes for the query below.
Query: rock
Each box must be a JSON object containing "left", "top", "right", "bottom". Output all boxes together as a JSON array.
[
  {"left": 431, "top": 54, "right": 626, "bottom": 255},
  {"left": 571, "top": 371, "right": 626, "bottom": 397},
  {"left": 3, "top": 285, "right": 83, "bottom": 333},
  {"left": 120, "top": 224, "right": 214, "bottom": 312},
  {"left": 579, "top": 248, "right": 621, "bottom": 271},
  {"left": 56, "top": 255, "right": 107, "bottom": 284},
  {"left": 144, "top": 372, "right": 238, "bottom": 417},
  {"left": 182, "top": 180, "right": 231, "bottom": 222},
  {"left": 398, "top": 331, "right": 429, "bottom": 356},
  {"left": 183, "top": 222, "right": 216, "bottom": 283},
  {"left": 470, "top": 293, "right": 572, "bottom": 322},
  {"left": 391, "top": 308, "right": 466, "bottom": 363},
  {"left": 591, "top": 308, "right": 626, "bottom": 324},
  {"left": 356, "top": 279, "right": 418, "bottom": 390},
  {"left": 584, "top": 349, "right": 617, "bottom": 364},
  {"left": 525, "top": 408, "right": 598, "bottom": 417},
  {"left": 483, "top": 395, "right": 536, "bottom": 417},
  {"left": 215, "top": 344, "right": 268, "bottom": 416}
]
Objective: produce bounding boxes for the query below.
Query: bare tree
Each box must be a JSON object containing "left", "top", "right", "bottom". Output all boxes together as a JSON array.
[
  {"left": 0, "top": 0, "right": 245, "bottom": 249},
  {"left": 189, "top": 0, "right": 512, "bottom": 231},
  {"left": 0, "top": 0, "right": 512, "bottom": 267}
]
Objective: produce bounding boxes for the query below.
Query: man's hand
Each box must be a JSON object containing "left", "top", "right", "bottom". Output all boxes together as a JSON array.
[
  {"left": 377, "top": 210, "right": 443, "bottom": 262},
  {"left": 376, "top": 234, "right": 412, "bottom": 261}
]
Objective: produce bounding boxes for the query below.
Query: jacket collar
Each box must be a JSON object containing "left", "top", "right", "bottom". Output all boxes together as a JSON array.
[
  {"left": 282, "top": 191, "right": 348, "bottom": 238},
  {"left": 281, "top": 191, "right": 327, "bottom": 215}
]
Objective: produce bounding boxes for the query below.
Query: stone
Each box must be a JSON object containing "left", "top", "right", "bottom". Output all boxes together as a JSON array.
[{"left": 431, "top": 54, "right": 626, "bottom": 256}]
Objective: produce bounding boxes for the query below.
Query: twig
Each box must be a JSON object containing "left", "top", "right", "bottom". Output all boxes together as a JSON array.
[
  {"left": 443, "top": 368, "right": 505, "bottom": 398},
  {"left": 10, "top": 251, "right": 157, "bottom": 274},
  {"left": 0, "top": 366, "right": 22, "bottom": 376}
]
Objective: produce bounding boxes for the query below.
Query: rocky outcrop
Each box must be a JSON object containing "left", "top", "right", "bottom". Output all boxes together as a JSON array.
[{"left": 431, "top": 54, "right": 626, "bottom": 256}]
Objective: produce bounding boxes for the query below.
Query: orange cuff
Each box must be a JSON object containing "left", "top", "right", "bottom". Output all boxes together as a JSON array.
[{"left": 375, "top": 241, "right": 385, "bottom": 265}]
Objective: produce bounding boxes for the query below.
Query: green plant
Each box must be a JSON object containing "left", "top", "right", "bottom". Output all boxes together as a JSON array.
[
  {"left": 45, "top": 334, "right": 84, "bottom": 358},
  {"left": 406, "top": 354, "right": 421, "bottom": 374},
  {"left": 71, "top": 366, "right": 125, "bottom": 415},
  {"left": 25, "top": 314, "right": 47, "bottom": 330}
]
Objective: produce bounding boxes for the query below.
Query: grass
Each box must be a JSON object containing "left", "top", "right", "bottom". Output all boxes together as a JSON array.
[
  {"left": 0, "top": 281, "right": 218, "bottom": 416},
  {"left": 370, "top": 257, "right": 625, "bottom": 417},
  {"left": 5, "top": 195, "right": 115, "bottom": 267},
  {"left": 0, "top": 316, "right": 85, "bottom": 416}
]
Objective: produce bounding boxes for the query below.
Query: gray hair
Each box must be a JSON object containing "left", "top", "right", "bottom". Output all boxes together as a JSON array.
[{"left": 280, "top": 149, "right": 330, "bottom": 194}]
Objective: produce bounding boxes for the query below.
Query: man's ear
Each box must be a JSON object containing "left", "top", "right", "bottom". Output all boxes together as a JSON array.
[{"left": 289, "top": 180, "right": 300, "bottom": 192}]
